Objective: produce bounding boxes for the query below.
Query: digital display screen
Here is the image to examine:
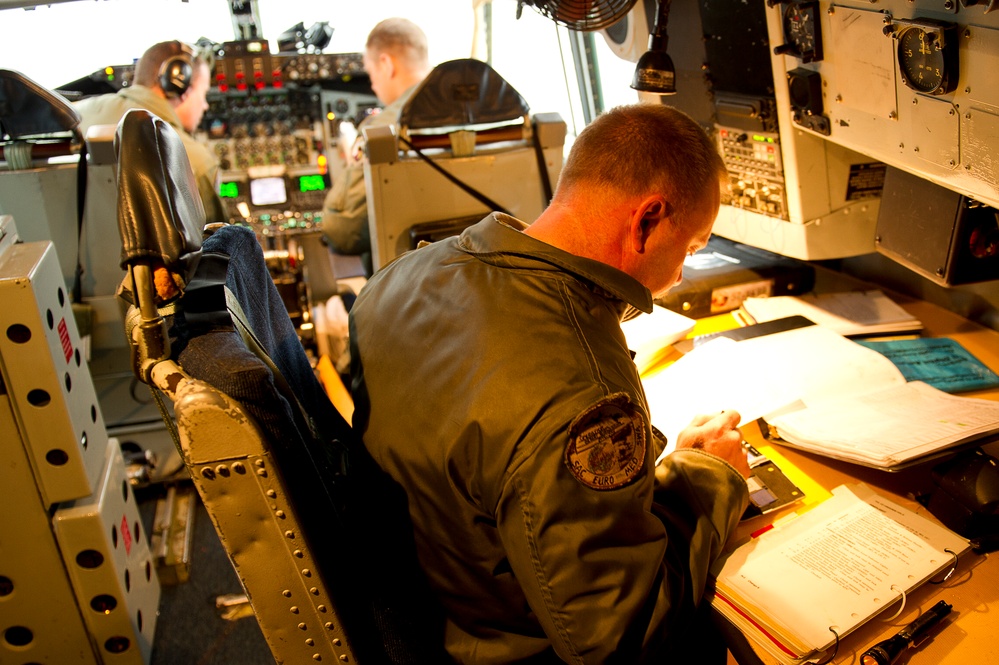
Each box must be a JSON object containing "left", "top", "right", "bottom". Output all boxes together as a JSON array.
[
  {"left": 219, "top": 181, "right": 240, "bottom": 199},
  {"left": 298, "top": 174, "right": 327, "bottom": 193},
  {"left": 249, "top": 176, "right": 287, "bottom": 207}
]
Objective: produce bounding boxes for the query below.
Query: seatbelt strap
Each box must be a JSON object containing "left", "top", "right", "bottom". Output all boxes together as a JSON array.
[
  {"left": 73, "top": 136, "right": 88, "bottom": 304},
  {"left": 397, "top": 135, "right": 512, "bottom": 216},
  {"left": 224, "top": 287, "right": 322, "bottom": 444}
]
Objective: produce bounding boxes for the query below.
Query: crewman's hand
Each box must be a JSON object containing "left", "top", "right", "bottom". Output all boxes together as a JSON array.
[{"left": 675, "top": 410, "right": 751, "bottom": 478}]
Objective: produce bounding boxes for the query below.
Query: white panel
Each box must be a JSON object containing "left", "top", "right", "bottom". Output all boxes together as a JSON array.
[
  {"left": 735, "top": 0, "right": 999, "bottom": 259},
  {"left": 365, "top": 142, "right": 563, "bottom": 271},
  {"left": 80, "top": 161, "right": 127, "bottom": 300},
  {"left": 53, "top": 438, "right": 160, "bottom": 665},
  {"left": 599, "top": 0, "right": 654, "bottom": 63},
  {"left": 964, "top": 23, "right": 999, "bottom": 109},
  {"left": 905, "top": 93, "right": 960, "bottom": 169},
  {"left": 0, "top": 165, "right": 79, "bottom": 289},
  {"left": 961, "top": 106, "right": 999, "bottom": 190},
  {"left": 767, "top": 1, "right": 999, "bottom": 210},
  {"left": 713, "top": 198, "right": 878, "bottom": 261},
  {"left": 0, "top": 240, "right": 107, "bottom": 505},
  {"left": 826, "top": 6, "right": 897, "bottom": 120}
]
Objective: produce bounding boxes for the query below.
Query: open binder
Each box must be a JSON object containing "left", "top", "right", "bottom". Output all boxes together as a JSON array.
[
  {"left": 643, "top": 324, "right": 999, "bottom": 470},
  {"left": 712, "top": 484, "right": 969, "bottom": 665}
]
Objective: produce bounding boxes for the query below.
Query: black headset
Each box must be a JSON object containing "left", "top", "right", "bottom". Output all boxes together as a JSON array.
[{"left": 158, "top": 42, "right": 196, "bottom": 99}]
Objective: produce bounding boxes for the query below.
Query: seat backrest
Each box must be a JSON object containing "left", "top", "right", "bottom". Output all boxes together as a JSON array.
[
  {"left": 364, "top": 59, "right": 567, "bottom": 271},
  {"left": 398, "top": 58, "right": 531, "bottom": 145},
  {"left": 114, "top": 108, "right": 447, "bottom": 664},
  {"left": 0, "top": 68, "right": 80, "bottom": 143}
]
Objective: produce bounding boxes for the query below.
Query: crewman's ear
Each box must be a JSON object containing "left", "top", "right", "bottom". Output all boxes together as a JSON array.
[
  {"left": 380, "top": 52, "right": 397, "bottom": 78},
  {"left": 629, "top": 195, "right": 671, "bottom": 253}
]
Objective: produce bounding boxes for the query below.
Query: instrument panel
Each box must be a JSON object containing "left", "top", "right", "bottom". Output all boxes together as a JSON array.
[
  {"left": 282, "top": 53, "right": 366, "bottom": 83},
  {"left": 769, "top": 1, "right": 999, "bottom": 211},
  {"left": 200, "top": 43, "right": 376, "bottom": 229},
  {"left": 60, "top": 42, "right": 379, "bottom": 232},
  {"left": 774, "top": 1, "right": 824, "bottom": 63}
]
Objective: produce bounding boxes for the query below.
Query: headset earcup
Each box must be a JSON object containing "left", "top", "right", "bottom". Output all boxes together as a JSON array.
[{"left": 159, "top": 55, "right": 193, "bottom": 98}]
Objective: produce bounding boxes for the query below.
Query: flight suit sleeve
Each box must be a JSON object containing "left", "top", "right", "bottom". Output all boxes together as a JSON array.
[
  {"left": 321, "top": 164, "right": 369, "bottom": 255},
  {"left": 653, "top": 449, "right": 750, "bottom": 605},
  {"left": 181, "top": 136, "right": 228, "bottom": 224},
  {"left": 494, "top": 396, "right": 748, "bottom": 663}
]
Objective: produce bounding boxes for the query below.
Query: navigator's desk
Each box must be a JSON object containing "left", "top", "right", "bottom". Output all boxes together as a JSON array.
[{"left": 728, "top": 297, "right": 999, "bottom": 664}]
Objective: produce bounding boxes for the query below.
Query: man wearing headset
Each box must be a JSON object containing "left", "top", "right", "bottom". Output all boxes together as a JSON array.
[{"left": 75, "top": 40, "right": 227, "bottom": 224}]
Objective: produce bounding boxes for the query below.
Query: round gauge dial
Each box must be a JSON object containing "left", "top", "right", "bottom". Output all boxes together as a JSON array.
[
  {"left": 897, "top": 24, "right": 958, "bottom": 95},
  {"left": 781, "top": 2, "right": 823, "bottom": 63}
]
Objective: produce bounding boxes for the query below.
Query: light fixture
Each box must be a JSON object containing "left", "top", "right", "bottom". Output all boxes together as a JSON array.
[{"left": 631, "top": 0, "right": 676, "bottom": 94}]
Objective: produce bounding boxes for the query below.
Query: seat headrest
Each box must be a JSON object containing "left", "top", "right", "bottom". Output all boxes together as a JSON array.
[
  {"left": 0, "top": 68, "right": 80, "bottom": 139},
  {"left": 115, "top": 109, "right": 205, "bottom": 283},
  {"left": 400, "top": 58, "right": 530, "bottom": 131}
]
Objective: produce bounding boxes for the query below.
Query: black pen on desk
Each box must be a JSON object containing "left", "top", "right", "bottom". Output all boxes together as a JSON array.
[{"left": 860, "top": 600, "right": 952, "bottom": 665}]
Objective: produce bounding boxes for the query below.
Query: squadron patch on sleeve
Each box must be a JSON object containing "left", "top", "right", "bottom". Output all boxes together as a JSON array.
[{"left": 564, "top": 393, "right": 647, "bottom": 490}]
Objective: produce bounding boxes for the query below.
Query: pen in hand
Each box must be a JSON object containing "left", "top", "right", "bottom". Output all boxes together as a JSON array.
[{"left": 860, "top": 600, "right": 952, "bottom": 665}]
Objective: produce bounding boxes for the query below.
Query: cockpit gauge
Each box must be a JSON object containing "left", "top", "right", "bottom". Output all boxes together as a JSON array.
[
  {"left": 891, "top": 19, "right": 958, "bottom": 95},
  {"left": 772, "top": 1, "right": 823, "bottom": 63}
]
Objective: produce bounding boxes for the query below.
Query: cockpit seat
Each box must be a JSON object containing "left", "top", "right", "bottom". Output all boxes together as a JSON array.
[
  {"left": 0, "top": 69, "right": 86, "bottom": 290},
  {"left": 114, "top": 107, "right": 446, "bottom": 664},
  {"left": 364, "top": 58, "right": 567, "bottom": 271},
  {"left": 0, "top": 67, "right": 81, "bottom": 160},
  {"left": 399, "top": 57, "right": 534, "bottom": 148}
]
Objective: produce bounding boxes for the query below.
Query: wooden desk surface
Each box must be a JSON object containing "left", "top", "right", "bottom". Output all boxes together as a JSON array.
[{"left": 731, "top": 297, "right": 999, "bottom": 665}]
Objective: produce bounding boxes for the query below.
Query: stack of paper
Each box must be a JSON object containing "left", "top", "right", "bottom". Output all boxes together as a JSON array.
[
  {"left": 644, "top": 325, "right": 999, "bottom": 469},
  {"left": 767, "top": 380, "right": 999, "bottom": 468},
  {"left": 713, "top": 484, "right": 970, "bottom": 665},
  {"left": 644, "top": 325, "right": 907, "bottom": 460},
  {"left": 740, "top": 290, "right": 923, "bottom": 336},
  {"left": 620, "top": 305, "right": 695, "bottom": 374}
]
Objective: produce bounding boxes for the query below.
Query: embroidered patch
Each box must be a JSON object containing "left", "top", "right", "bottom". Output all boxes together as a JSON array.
[{"left": 564, "top": 393, "right": 646, "bottom": 490}]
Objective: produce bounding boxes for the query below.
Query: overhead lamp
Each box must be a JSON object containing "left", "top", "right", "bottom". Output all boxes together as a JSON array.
[{"left": 631, "top": 0, "right": 676, "bottom": 94}]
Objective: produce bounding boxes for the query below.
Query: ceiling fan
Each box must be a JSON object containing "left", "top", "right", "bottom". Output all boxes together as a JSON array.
[
  {"left": 518, "top": 0, "right": 676, "bottom": 94},
  {"left": 516, "top": 0, "right": 639, "bottom": 33}
]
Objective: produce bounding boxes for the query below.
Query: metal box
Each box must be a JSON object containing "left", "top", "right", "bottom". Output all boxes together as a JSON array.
[
  {"left": 53, "top": 437, "right": 161, "bottom": 664},
  {"left": 0, "top": 392, "right": 99, "bottom": 664},
  {"left": 0, "top": 234, "right": 108, "bottom": 505}
]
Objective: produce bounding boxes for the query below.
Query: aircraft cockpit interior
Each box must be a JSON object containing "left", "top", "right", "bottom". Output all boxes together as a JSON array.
[{"left": 3, "top": 0, "right": 999, "bottom": 664}]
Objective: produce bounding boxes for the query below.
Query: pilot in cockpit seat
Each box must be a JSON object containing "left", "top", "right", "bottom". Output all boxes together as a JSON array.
[
  {"left": 74, "top": 40, "right": 227, "bottom": 225},
  {"left": 321, "top": 17, "right": 431, "bottom": 277}
]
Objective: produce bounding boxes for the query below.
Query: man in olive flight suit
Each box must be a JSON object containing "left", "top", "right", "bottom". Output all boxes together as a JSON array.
[
  {"left": 349, "top": 103, "right": 751, "bottom": 663},
  {"left": 322, "top": 17, "right": 431, "bottom": 277},
  {"left": 76, "top": 40, "right": 227, "bottom": 224}
]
